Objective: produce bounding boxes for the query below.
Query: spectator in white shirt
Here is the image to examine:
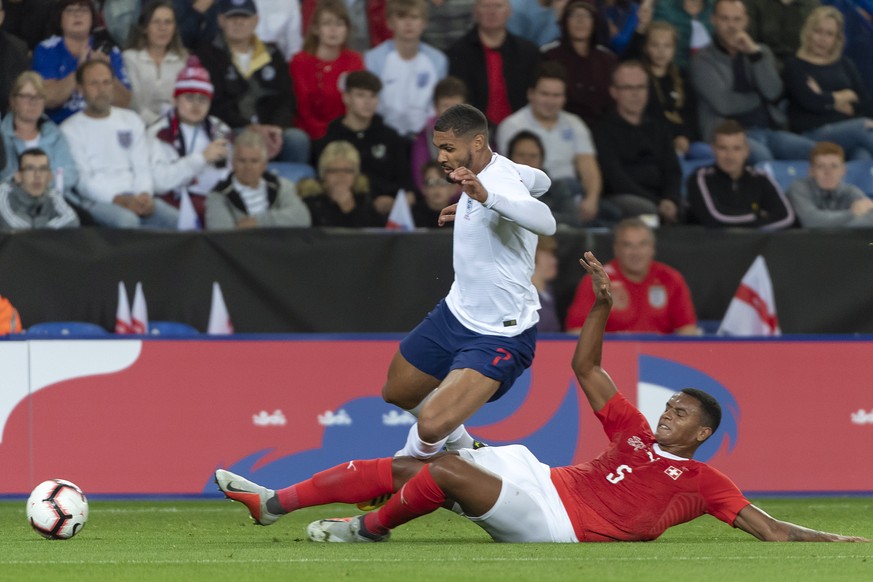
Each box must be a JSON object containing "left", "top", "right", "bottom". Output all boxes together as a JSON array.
[
  {"left": 122, "top": 0, "right": 188, "bottom": 126},
  {"left": 61, "top": 60, "right": 179, "bottom": 229},
  {"left": 254, "top": 0, "right": 303, "bottom": 61},
  {"left": 365, "top": 0, "right": 448, "bottom": 138}
]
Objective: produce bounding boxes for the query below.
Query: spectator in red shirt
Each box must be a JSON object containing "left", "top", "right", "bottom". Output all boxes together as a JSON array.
[
  {"left": 564, "top": 217, "right": 698, "bottom": 334},
  {"left": 290, "top": 0, "right": 364, "bottom": 141}
]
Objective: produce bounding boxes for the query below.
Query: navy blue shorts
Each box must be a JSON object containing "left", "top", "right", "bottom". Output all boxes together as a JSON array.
[{"left": 399, "top": 300, "right": 537, "bottom": 402}]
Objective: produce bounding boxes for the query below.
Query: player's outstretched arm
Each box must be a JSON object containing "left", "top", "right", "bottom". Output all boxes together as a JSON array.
[
  {"left": 572, "top": 252, "right": 619, "bottom": 412},
  {"left": 734, "top": 504, "right": 870, "bottom": 542}
]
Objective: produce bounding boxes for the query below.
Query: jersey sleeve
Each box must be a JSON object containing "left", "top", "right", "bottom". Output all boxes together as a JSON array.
[
  {"left": 594, "top": 392, "right": 653, "bottom": 442},
  {"left": 699, "top": 466, "right": 751, "bottom": 526},
  {"left": 482, "top": 169, "right": 556, "bottom": 235}
]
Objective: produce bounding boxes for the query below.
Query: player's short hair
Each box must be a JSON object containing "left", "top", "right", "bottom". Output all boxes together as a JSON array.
[
  {"left": 713, "top": 119, "right": 747, "bottom": 139},
  {"left": 434, "top": 104, "right": 488, "bottom": 141},
  {"left": 681, "top": 388, "right": 722, "bottom": 433},
  {"left": 387, "top": 0, "right": 427, "bottom": 19},
  {"left": 344, "top": 70, "right": 382, "bottom": 94},
  {"left": 810, "top": 141, "right": 845, "bottom": 163},
  {"left": 433, "top": 76, "right": 467, "bottom": 106},
  {"left": 507, "top": 130, "right": 545, "bottom": 159},
  {"left": 530, "top": 61, "right": 567, "bottom": 90},
  {"left": 76, "top": 59, "right": 114, "bottom": 85},
  {"left": 18, "top": 148, "right": 50, "bottom": 169}
]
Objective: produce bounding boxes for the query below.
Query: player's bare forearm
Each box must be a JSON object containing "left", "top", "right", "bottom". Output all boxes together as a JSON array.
[
  {"left": 572, "top": 252, "right": 617, "bottom": 411},
  {"left": 735, "top": 504, "right": 870, "bottom": 542}
]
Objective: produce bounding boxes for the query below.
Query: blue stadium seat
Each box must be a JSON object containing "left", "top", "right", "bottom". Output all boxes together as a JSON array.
[
  {"left": 844, "top": 160, "right": 873, "bottom": 197},
  {"left": 268, "top": 162, "right": 316, "bottom": 183},
  {"left": 697, "top": 320, "right": 723, "bottom": 335},
  {"left": 26, "top": 322, "right": 109, "bottom": 336},
  {"left": 148, "top": 321, "right": 200, "bottom": 336},
  {"left": 679, "top": 158, "right": 714, "bottom": 198},
  {"left": 754, "top": 160, "right": 809, "bottom": 192}
]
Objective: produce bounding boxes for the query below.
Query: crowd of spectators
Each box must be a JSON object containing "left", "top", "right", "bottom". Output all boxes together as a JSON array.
[{"left": 1, "top": 0, "right": 872, "bottom": 331}]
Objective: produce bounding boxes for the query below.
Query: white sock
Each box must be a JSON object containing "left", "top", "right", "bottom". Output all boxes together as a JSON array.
[
  {"left": 444, "top": 424, "right": 475, "bottom": 451},
  {"left": 394, "top": 423, "right": 447, "bottom": 459}
]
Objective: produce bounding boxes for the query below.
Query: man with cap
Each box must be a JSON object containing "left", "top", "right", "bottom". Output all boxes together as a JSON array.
[
  {"left": 148, "top": 55, "right": 232, "bottom": 227},
  {"left": 195, "top": 0, "right": 310, "bottom": 165}
]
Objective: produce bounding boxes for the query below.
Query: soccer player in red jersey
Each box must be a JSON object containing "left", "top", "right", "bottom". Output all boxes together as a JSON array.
[{"left": 216, "top": 251, "right": 869, "bottom": 544}]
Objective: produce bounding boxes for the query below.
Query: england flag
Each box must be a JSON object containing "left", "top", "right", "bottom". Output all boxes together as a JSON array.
[
  {"left": 207, "top": 282, "right": 234, "bottom": 335},
  {"left": 385, "top": 189, "right": 415, "bottom": 231},
  {"left": 131, "top": 282, "right": 149, "bottom": 334},
  {"left": 115, "top": 282, "right": 132, "bottom": 334},
  {"left": 718, "top": 255, "right": 781, "bottom": 336}
]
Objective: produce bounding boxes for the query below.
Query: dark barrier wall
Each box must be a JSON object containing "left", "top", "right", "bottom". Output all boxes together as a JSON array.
[{"left": 1, "top": 227, "right": 872, "bottom": 333}]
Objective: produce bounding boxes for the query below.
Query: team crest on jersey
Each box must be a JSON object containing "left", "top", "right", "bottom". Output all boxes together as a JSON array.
[
  {"left": 371, "top": 144, "right": 387, "bottom": 160},
  {"left": 464, "top": 197, "right": 473, "bottom": 220},
  {"left": 117, "top": 130, "right": 133, "bottom": 149},
  {"left": 226, "top": 67, "right": 237, "bottom": 81},
  {"left": 416, "top": 72, "right": 430, "bottom": 88},
  {"left": 648, "top": 285, "right": 667, "bottom": 308},
  {"left": 664, "top": 466, "right": 683, "bottom": 480},
  {"left": 261, "top": 65, "right": 275, "bottom": 81},
  {"left": 561, "top": 127, "right": 573, "bottom": 141},
  {"left": 627, "top": 436, "right": 646, "bottom": 451}
]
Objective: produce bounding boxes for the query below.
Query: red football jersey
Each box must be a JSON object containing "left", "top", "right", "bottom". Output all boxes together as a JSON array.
[
  {"left": 551, "top": 393, "right": 750, "bottom": 542},
  {"left": 564, "top": 261, "right": 697, "bottom": 333}
]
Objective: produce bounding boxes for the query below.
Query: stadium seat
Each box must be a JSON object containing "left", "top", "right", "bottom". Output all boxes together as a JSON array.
[
  {"left": 755, "top": 160, "right": 809, "bottom": 192},
  {"left": 679, "top": 158, "right": 714, "bottom": 198},
  {"left": 148, "top": 321, "right": 200, "bottom": 336},
  {"left": 844, "top": 160, "right": 873, "bottom": 197},
  {"left": 268, "top": 162, "right": 317, "bottom": 183},
  {"left": 697, "top": 320, "right": 722, "bottom": 335},
  {"left": 26, "top": 322, "right": 109, "bottom": 336}
]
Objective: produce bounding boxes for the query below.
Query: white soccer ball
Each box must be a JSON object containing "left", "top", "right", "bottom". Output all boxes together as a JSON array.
[{"left": 26, "top": 479, "right": 89, "bottom": 540}]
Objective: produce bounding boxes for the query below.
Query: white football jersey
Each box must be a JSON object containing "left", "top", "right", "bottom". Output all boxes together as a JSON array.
[{"left": 445, "top": 154, "right": 556, "bottom": 337}]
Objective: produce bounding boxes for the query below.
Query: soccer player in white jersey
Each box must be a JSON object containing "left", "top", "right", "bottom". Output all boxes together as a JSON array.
[
  {"left": 383, "top": 102, "right": 556, "bottom": 464},
  {"left": 216, "top": 251, "right": 868, "bottom": 544}
]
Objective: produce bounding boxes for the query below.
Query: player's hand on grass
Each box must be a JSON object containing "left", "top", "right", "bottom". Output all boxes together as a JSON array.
[{"left": 580, "top": 251, "right": 612, "bottom": 304}]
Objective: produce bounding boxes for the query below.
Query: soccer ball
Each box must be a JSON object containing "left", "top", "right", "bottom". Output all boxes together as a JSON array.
[{"left": 26, "top": 479, "right": 89, "bottom": 540}]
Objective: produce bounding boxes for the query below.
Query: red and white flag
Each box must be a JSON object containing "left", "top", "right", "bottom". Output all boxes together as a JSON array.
[
  {"left": 385, "top": 189, "right": 415, "bottom": 231},
  {"left": 718, "top": 255, "right": 781, "bottom": 336},
  {"left": 115, "top": 281, "right": 132, "bottom": 334},
  {"left": 207, "top": 282, "right": 234, "bottom": 335},
  {"left": 131, "top": 282, "right": 149, "bottom": 334}
]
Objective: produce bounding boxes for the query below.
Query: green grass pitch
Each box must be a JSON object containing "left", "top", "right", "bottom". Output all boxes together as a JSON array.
[{"left": 2, "top": 498, "right": 871, "bottom": 581}]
